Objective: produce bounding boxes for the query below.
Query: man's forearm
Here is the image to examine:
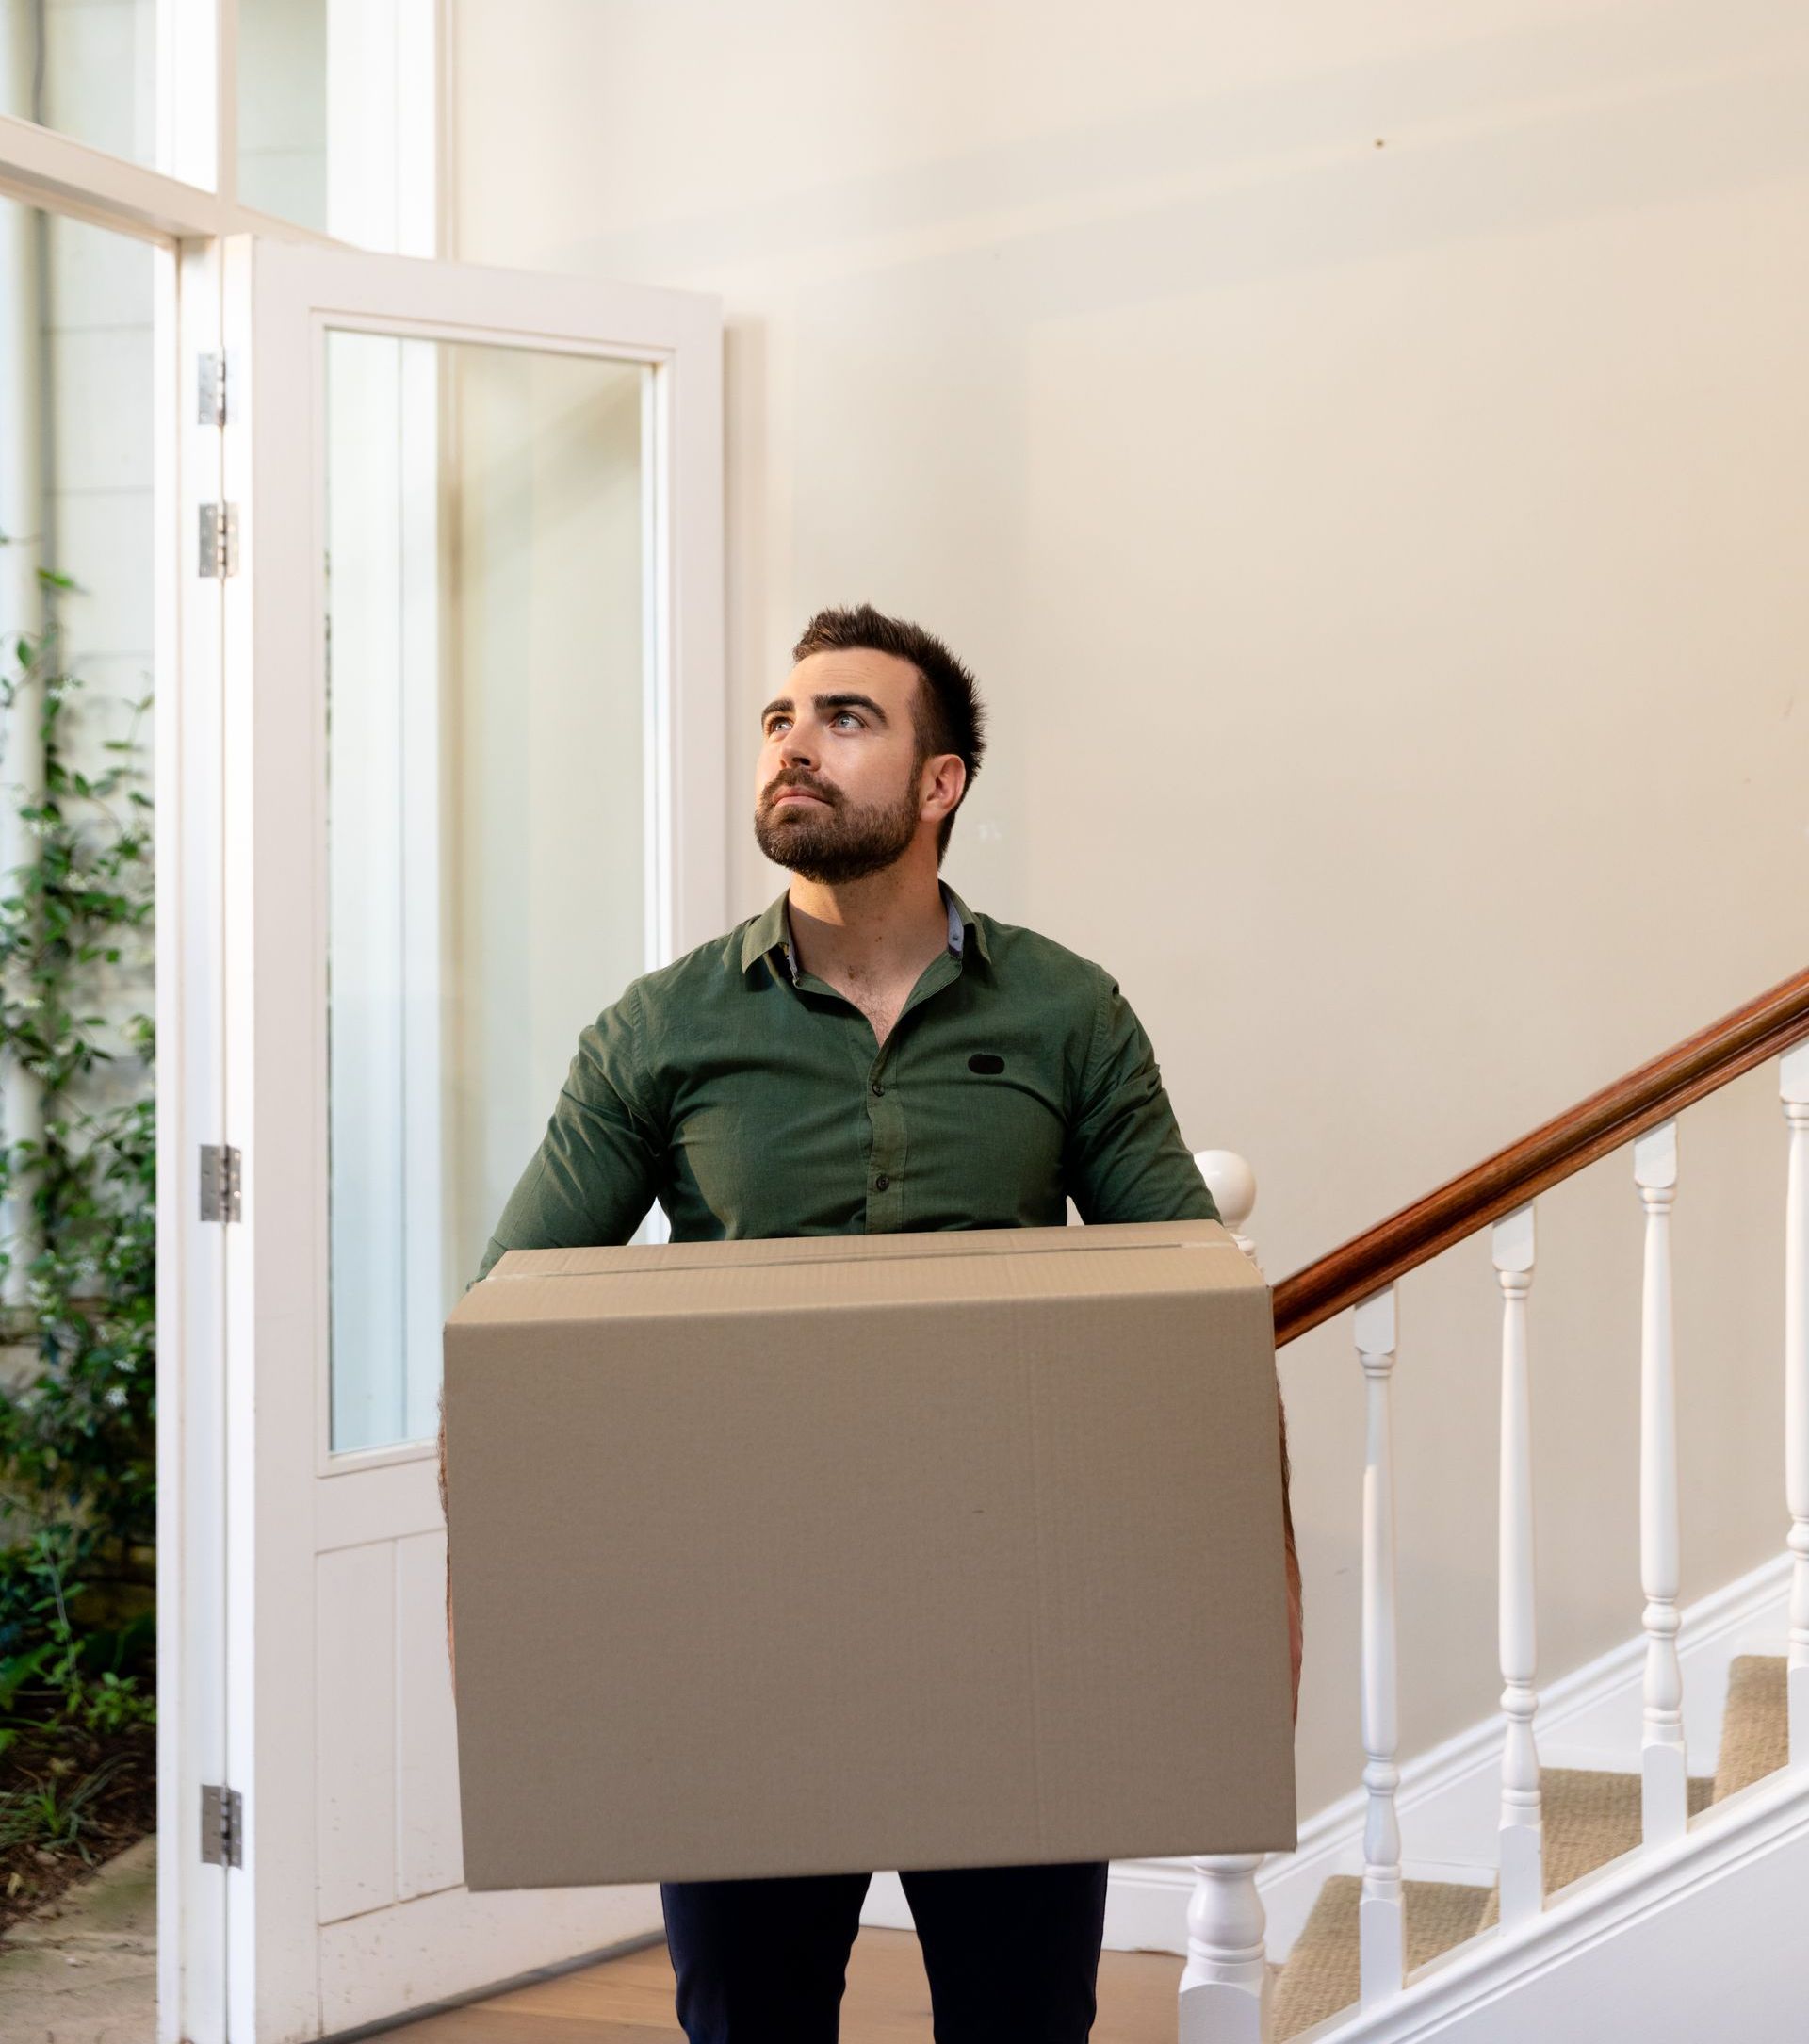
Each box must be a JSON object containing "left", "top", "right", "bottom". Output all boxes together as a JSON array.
[{"left": 439, "top": 1395, "right": 454, "bottom": 1682}]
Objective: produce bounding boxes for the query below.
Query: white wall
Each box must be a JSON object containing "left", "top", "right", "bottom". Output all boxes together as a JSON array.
[{"left": 451, "top": 0, "right": 1809, "bottom": 1817}]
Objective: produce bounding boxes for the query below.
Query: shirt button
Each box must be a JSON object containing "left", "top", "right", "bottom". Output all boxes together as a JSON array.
[
  {"left": 874, "top": 1174, "right": 891, "bottom": 1191},
  {"left": 871, "top": 1081, "right": 885, "bottom": 1096}
]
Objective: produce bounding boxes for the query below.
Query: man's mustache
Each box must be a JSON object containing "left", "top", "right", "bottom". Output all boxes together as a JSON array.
[{"left": 762, "top": 772, "right": 838, "bottom": 809}]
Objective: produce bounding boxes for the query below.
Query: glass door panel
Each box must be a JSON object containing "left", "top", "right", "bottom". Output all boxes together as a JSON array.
[
  {"left": 323, "top": 329, "right": 653, "bottom": 1455},
  {"left": 0, "top": 185, "right": 167, "bottom": 2037}
]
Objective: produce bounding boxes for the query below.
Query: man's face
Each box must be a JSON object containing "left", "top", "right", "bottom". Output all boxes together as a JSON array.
[{"left": 753, "top": 647, "right": 939, "bottom": 883}]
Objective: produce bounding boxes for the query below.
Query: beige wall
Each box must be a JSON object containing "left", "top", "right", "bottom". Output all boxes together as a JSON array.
[{"left": 451, "top": 1, "right": 1809, "bottom": 1814}]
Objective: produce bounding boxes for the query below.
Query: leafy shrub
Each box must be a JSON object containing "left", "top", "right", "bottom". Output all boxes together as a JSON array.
[{"left": 0, "top": 553, "right": 156, "bottom": 1810}]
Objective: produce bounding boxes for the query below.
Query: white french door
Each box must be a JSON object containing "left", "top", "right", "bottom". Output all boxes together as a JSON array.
[{"left": 215, "top": 234, "right": 723, "bottom": 2041}]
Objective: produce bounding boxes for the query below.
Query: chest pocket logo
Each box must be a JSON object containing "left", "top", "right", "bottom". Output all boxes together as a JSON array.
[{"left": 968, "top": 1053, "right": 1005, "bottom": 1075}]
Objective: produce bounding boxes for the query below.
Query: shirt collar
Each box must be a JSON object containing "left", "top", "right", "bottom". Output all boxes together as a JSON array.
[{"left": 741, "top": 880, "right": 989, "bottom": 984}]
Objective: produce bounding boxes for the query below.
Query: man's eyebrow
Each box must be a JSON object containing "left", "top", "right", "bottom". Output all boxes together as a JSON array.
[
  {"left": 812, "top": 692, "right": 889, "bottom": 724},
  {"left": 758, "top": 692, "right": 891, "bottom": 727}
]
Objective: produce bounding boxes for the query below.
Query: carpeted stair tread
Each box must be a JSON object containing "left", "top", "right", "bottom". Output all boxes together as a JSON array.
[
  {"left": 1270, "top": 1660, "right": 1789, "bottom": 2036},
  {"left": 1473, "top": 1768, "right": 1712, "bottom": 1931},
  {"left": 1271, "top": 1876, "right": 1491, "bottom": 2040},
  {"left": 1712, "top": 1656, "right": 1788, "bottom": 1803}
]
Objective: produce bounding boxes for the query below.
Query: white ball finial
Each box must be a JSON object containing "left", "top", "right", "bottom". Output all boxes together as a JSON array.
[{"left": 1194, "top": 1149, "right": 1257, "bottom": 1232}]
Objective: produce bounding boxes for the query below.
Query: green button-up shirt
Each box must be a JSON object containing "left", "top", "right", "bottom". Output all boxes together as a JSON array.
[{"left": 471, "top": 881, "right": 1216, "bottom": 1284}]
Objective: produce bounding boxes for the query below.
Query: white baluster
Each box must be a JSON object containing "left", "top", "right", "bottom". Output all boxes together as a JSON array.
[
  {"left": 1784, "top": 1044, "right": 1809, "bottom": 1763},
  {"left": 1635, "top": 1121, "right": 1687, "bottom": 1840},
  {"left": 1493, "top": 1202, "right": 1543, "bottom": 1926},
  {"left": 1355, "top": 1286, "right": 1404, "bottom": 2003},
  {"left": 1182, "top": 1149, "right": 1270, "bottom": 2043}
]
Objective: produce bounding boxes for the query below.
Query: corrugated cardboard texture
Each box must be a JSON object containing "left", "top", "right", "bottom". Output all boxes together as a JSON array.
[{"left": 443, "top": 1218, "right": 1296, "bottom": 1888}]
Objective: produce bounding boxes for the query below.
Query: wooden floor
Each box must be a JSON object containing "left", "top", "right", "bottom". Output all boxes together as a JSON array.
[{"left": 389, "top": 1924, "right": 1185, "bottom": 2042}]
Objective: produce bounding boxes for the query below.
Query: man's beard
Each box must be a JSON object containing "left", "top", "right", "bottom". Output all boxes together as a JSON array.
[{"left": 754, "top": 761, "right": 921, "bottom": 884}]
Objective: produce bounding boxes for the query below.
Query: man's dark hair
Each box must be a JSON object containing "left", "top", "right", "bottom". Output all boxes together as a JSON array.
[{"left": 790, "top": 604, "right": 986, "bottom": 863}]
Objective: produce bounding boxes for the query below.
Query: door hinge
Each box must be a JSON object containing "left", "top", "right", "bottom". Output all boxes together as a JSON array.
[
  {"left": 200, "top": 1143, "right": 241, "bottom": 1223},
  {"left": 199, "top": 503, "right": 239, "bottom": 579},
  {"left": 198, "top": 349, "right": 230, "bottom": 426},
  {"left": 201, "top": 1783, "right": 243, "bottom": 1868}
]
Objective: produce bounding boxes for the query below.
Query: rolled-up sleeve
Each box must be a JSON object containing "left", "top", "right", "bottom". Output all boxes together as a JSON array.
[
  {"left": 469, "top": 982, "right": 663, "bottom": 1285},
  {"left": 1065, "top": 972, "right": 1220, "bottom": 1227}
]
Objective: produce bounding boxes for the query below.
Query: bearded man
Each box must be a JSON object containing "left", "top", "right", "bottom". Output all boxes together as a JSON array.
[{"left": 443, "top": 601, "right": 1301, "bottom": 2044}]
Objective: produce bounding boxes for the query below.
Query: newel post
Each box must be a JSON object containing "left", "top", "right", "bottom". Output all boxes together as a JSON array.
[{"left": 1180, "top": 1150, "right": 1271, "bottom": 2044}]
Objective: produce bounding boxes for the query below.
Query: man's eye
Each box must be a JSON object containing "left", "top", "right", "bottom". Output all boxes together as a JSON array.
[
  {"left": 833, "top": 711, "right": 861, "bottom": 728},
  {"left": 766, "top": 717, "right": 790, "bottom": 736}
]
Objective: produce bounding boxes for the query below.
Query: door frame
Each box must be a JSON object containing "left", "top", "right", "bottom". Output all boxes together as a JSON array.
[
  {"left": 0, "top": 139, "right": 246, "bottom": 2044},
  {"left": 158, "top": 229, "right": 232, "bottom": 2044}
]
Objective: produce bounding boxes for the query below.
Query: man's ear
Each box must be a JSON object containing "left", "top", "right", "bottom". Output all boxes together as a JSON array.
[{"left": 921, "top": 752, "right": 967, "bottom": 824}]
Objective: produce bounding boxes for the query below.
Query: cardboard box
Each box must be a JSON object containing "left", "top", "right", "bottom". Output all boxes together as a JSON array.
[{"left": 442, "top": 1218, "right": 1296, "bottom": 1889}]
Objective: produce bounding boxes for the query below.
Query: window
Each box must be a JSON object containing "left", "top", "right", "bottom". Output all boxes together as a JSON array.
[{"left": 0, "top": 0, "right": 161, "bottom": 168}]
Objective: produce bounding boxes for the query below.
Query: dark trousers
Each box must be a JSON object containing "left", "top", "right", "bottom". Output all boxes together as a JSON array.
[{"left": 660, "top": 1859, "right": 1111, "bottom": 2043}]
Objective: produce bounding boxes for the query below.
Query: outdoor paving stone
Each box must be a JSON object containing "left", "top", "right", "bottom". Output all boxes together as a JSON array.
[{"left": 0, "top": 1832, "right": 156, "bottom": 2043}]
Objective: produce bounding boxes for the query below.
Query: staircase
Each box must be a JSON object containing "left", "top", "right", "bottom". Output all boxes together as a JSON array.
[
  {"left": 1175, "top": 961, "right": 1809, "bottom": 2043},
  {"left": 1269, "top": 1656, "right": 1784, "bottom": 2037}
]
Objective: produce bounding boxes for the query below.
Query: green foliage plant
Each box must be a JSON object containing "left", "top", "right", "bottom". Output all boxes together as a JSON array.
[{"left": 0, "top": 545, "right": 157, "bottom": 1857}]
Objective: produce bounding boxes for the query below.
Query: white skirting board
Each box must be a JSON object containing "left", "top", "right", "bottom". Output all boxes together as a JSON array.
[{"left": 857, "top": 1552, "right": 1791, "bottom": 1961}]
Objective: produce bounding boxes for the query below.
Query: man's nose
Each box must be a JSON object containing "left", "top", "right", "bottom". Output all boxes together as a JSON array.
[{"left": 779, "top": 727, "right": 817, "bottom": 768}]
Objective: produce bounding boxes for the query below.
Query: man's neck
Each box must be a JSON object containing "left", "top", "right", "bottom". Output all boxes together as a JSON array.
[{"left": 785, "top": 856, "right": 950, "bottom": 991}]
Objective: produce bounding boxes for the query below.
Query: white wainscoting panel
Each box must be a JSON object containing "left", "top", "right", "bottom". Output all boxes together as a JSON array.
[
  {"left": 398, "top": 1529, "right": 464, "bottom": 1901},
  {"left": 318, "top": 1542, "right": 398, "bottom": 1924}
]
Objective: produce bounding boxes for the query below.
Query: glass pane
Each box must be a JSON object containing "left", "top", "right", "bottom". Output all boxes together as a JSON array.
[
  {"left": 0, "top": 2, "right": 158, "bottom": 167},
  {"left": 0, "top": 195, "right": 158, "bottom": 1986},
  {"left": 237, "top": 0, "right": 327, "bottom": 231},
  {"left": 324, "top": 330, "right": 652, "bottom": 1455}
]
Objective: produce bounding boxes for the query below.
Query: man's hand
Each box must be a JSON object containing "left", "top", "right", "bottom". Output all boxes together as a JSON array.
[
  {"left": 1286, "top": 1542, "right": 1303, "bottom": 1725},
  {"left": 1279, "top": 1382, "right": 1301, "bottom": 1725}
]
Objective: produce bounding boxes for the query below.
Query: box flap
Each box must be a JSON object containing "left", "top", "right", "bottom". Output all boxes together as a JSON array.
[{"left": 449, "top": 1218, "right": 1264, "bottom": 1330}]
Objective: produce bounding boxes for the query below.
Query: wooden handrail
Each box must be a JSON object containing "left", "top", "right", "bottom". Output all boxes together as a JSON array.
[{"left": 1273, "top": 961, "right": 1809, "bottom": 1349}]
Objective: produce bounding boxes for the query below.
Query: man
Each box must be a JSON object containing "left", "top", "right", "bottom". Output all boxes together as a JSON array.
[{"left": 441, "top": 602, "right": 1301, "bottom": 2044}]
